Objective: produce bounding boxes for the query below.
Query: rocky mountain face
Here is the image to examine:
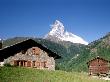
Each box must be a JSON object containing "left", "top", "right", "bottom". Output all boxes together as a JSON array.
[{"left": 44, "top": 20, "right": 88, "bottom": 45}]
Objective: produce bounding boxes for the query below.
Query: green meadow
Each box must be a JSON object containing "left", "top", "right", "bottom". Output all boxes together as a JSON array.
[{"left": 0, "top": 67, "right": 109, "bottom": 82}]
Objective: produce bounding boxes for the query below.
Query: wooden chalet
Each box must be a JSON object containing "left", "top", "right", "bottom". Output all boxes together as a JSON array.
[
  {"left": 0, "top": 39, "right": 61, "bottom": 70},
  {"left": 87, "top": 56, "right": 110, "bottom": 75}
]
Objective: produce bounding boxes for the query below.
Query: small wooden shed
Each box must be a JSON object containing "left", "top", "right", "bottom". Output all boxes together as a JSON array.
[{"left": 87, "top": 56, "right": 110, "bottom": 75}]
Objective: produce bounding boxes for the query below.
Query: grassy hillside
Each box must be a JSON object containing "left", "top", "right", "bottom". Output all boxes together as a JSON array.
[
  {"left": 88, "top": 32, "right": 110, "bottom": 60},
  {"left": 0, "top": 67, "right": 107, "bottom": 82}
]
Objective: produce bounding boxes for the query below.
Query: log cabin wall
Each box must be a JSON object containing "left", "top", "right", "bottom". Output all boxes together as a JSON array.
[
  {"left": 4, "top": 47, "right": 55, "bottom": 70},
  {"left": 88, "top": 58, "right": 109, "bottom": 75}
]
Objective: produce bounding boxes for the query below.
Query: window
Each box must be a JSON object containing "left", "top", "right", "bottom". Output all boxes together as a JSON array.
[
  {"left": 27, "top": 61, "right": 31, "bottom": 67},
  {"left": 41, "top": 61, "right": 47, "bottom": 68},
  {"left": 44, "top": 61, "right": 47, "bottom": 68},
  {"left": 21, "top": 50, "right": 26, "bottom": 54},
  {"left": 32, "top": 48, "right": 35, "bottom": 50}
]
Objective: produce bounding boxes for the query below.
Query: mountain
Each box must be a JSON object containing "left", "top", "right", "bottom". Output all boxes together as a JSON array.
[
  {"left": 2, "top": 37, "right": 30, "bottom": 48},
  {"left": 2, "top": 37, "right": 87, "bottom": 71},
  {"left": 44, "top": 20, "right": 88, "bottom": 45},
  {"left": 88, "top": 32, "right": 110, "bottom": 60},
  {"left": 44, "top": 32, "right": 110, "bottom": 72},
  {"left": 2, "top": 33, "right": 110, "bottom": 72},
  {"left": 67, "top": 32, "right": 110, "bottom": 72}
]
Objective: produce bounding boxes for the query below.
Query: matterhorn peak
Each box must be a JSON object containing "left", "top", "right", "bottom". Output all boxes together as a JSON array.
[
  {"left": 49, "top": 20, "right": 65, "bottom": 36},
  {"left": 54, "top": 20, "right": 64, "bottom": 26},
  {"left": 44, "top": 20, "right": 88, "bottom": 45}
]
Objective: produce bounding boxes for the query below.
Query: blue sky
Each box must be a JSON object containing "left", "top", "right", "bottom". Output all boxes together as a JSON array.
[{"left": 0, "top": 0, "right": 110, "bottom": 43}]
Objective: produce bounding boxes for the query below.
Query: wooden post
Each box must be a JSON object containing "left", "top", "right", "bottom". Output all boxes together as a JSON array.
[
  {"left": 25, "top": 61, "right": 27, "bottom": 67},
  {"left": 23, "top": 61, "right": 24, "bottom": 67},
  {"left": 39, "top": 62, "right": 41, "bottom": 69},
  {"left": 31, "top": 61, "right": 33, "bottom": 68},
  {"left": 19, "top": 61, "right": 21, "bottom": 67}
]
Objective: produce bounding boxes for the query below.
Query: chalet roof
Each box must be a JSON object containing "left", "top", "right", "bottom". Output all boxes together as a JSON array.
[
  {"left": 87, "top": 56, "right": 110, "bottom": 65},
  {"left": 0, "top": 39, "right": 61, "bottom": 61}
]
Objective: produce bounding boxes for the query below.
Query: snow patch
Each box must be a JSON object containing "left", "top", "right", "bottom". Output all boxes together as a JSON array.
[{"left": 45, "top": 20, "right": 88, "bottom": 45}]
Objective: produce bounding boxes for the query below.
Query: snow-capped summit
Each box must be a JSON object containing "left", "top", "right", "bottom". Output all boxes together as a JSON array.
[
  {"left": 44, "top": 20, "right": 88, "bottom": 45},
  {"left": 49, "top": 20, "right": 64, "bottom": 37}
]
